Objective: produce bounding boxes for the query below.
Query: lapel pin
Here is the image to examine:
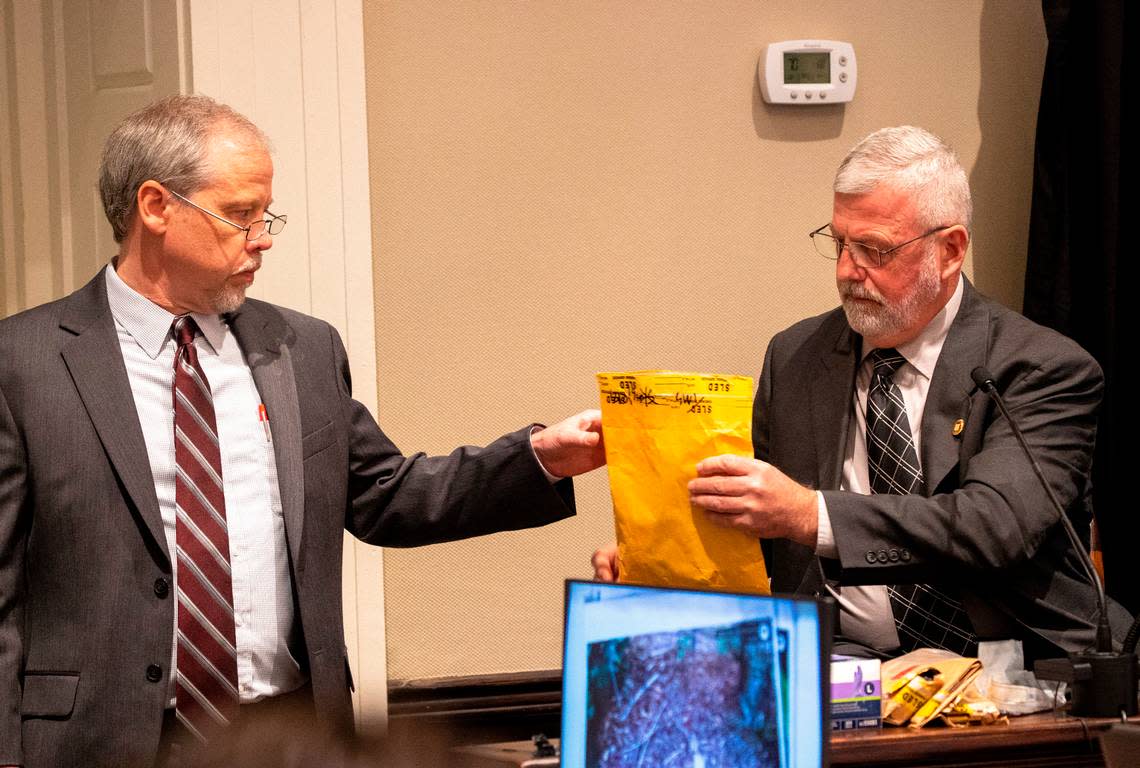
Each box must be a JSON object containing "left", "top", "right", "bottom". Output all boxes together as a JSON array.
[{"left": 952, "top": 418, "right": 965, "bottom": 437}]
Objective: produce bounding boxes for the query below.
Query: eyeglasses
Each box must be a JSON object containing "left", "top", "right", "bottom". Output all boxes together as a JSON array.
[
  {"left": 809, "top": 223, "right": 953, "bottom": 269},
  {"left": 166, "top": 188, "right": 286, "bottom": 241}
]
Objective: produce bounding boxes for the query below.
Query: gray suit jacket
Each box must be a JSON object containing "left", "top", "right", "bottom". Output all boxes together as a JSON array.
[
  {"left": 756, "top": 278, "right": 1128, "bottom": 661},
  {"left": 0, "top": 269, "right": 575, "bottom": 767}
]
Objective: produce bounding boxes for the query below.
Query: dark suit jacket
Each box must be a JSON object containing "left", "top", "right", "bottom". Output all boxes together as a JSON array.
[
  {"left": 756, "top": 278, "right": 1128, "bottom": 661},
  {"left": 0, "top": 269, "right": 575, "bottom": 767}
]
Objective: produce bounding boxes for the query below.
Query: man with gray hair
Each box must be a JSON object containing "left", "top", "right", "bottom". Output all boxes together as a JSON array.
[
  {"left": 596, "top": 125, "right": 1125, "bottom": 663},
  {"left": 0, "top": 94, "right": 605, "bottom": 767}
]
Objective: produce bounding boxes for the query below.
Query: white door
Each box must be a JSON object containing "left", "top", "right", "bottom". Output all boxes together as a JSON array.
[
  {"left": 61, "top": 0, "right": 189, "bottom": 287},
  {"left": 0, "top": 0, "right": 187, "bottom": 315}
]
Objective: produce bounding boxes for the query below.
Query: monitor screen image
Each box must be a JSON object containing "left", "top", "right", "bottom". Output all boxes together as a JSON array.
[{"left": 561, "top": 580, "right": 829, "bottom": 768}]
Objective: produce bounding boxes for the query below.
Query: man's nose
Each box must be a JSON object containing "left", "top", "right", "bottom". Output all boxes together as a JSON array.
[
  {"left": 835, "top": 242, "right": 864, "bottom": 281},
  {"left": 248, "top": 231, "right": 273, "bottom": 252}
]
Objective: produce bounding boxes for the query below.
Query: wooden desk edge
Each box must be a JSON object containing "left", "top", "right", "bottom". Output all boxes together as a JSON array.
[
  {"left": 831, "top": 711, "right": 1118, "bottom": 763},
  {"left": 453, "top": 714, "right": 1136, "bottom": 767}
]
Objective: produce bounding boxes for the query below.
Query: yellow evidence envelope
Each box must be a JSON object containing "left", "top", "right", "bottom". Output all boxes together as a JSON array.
[{"left": 597, "top": 370, "right": 770, "bottom": 594}]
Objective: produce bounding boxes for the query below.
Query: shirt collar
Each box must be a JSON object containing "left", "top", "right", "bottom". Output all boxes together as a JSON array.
[
  {"left": 863, "top": 276, "right": 964, "bottom": 380},
  {"left": 104, "top": 263, "right": 228, "bottom": 359}
]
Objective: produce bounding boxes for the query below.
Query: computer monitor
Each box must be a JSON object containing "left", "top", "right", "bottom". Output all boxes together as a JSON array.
[{"left": 560, "top": 580, "right": 830, "bottom": 768}]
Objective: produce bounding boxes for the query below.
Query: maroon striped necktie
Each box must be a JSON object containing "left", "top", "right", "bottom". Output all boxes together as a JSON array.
[{"left": 172, "top": 316, "right": 239, "bottom": 740}]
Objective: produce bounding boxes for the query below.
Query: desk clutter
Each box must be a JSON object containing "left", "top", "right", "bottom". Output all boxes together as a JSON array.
[
  {"left": 832, "top": 646, "right": 1057, "bottom": 731},
  {"left": 832, "top": 641, "right": 1072, "bottom": 731},
  {"left": 880, "top": 650, "right": 1003, "bottom": 728}
]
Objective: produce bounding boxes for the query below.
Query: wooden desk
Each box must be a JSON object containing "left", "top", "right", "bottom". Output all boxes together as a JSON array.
[
  {"left": 830, "top": 711, "right": 1118, "bottom": 767},
  {"left": 452, "top": 712, "right": 1133, "bottom": 768}
]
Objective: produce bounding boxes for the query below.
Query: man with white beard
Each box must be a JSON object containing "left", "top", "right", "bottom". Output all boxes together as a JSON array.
[{"left": 596, "top": 126, "right": 1128, "bottom": 663}]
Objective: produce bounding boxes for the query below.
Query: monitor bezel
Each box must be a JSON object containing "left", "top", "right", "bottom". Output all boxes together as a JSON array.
[{"left": 559, "top": 578, "right": 833, "bottom": 768}]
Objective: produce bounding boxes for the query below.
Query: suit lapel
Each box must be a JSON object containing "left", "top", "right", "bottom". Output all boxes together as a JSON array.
[
  {"left": 811, "top": 316, "right": 860, "bottom": 490},
  {"left": 228, "top": 303, "right": 306, "bottom": 571},
  {"left": 922, "top": 279, "right": 990, "bottom": 493},
  {"left": 59, "top": 270, "right": 168, "bottom": 562}
]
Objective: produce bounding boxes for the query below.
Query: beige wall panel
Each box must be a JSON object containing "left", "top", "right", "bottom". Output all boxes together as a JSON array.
[
  {"left": 0, "top": 0, "right": 17, "bottom": 315},
  {"left": 90, "top": 0, "right": 154, "bottom": 89},
  {"left": 365, "top": 1, "right": 1047, "bottom": 680},
  {"left": 189, "top": 0, "right": 387, "bottom": 728},
  {"left": 8, "top": 1, "right": 57, "bottom": 310}
]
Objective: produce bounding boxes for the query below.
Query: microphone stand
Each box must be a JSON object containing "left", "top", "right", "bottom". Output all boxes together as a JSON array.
[{"left": 971, "top": 367, "right": 1137, "bottom": 718}]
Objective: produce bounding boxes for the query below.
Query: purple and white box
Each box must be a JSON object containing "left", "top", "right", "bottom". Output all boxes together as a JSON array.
[{"left": 830, "top": 655, "right": 882, "bottom": 730}]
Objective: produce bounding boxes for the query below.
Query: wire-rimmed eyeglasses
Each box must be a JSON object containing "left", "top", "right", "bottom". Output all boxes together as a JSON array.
[
  {"left": 809, "top": 223, "right": 953, "bottom": 269},
  {"left": 166, "top": 188, "right": 286, "bottom": 241}
]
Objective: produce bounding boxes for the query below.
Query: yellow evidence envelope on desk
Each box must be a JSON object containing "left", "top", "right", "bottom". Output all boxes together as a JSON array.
[{"left": 597, "top": 370, "right": 770, "bottom": 594}]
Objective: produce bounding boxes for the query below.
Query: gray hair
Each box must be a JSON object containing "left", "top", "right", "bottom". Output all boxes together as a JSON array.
[
  {"left": 834, "top": 126, "right": 972, "bottom": 234},
  {"left": 98, "top": 94, "right": 269, "bottom": 243}
]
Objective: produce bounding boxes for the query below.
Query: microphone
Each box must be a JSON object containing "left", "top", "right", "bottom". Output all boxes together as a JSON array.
[
  {"left": 970, "top": 368, "right": 1106, "bottom": 633},
  {"left": 969, "top": 366, "right": 995, "bottom": 392},
  {"left": 971, "top": 366, "right": 1136, "bottom": 716}
]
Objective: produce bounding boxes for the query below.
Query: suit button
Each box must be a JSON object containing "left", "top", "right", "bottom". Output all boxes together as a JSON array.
[
  {"left": 865, "top": 552, "right": 876, "bottom": 564},
  {"left": 900, "top": 549, "right": 912, "bottom": 562},
  {"left": 888, "top": 549, "right": 900, "bottom": 563},
  {"left": 876, "top": 550, "right": 889, "bottom": 563},
  {"left": 154, "top": 578, "right": 170, "bottom": 598},
  {"left": 146, "top": 664, "right": 163, "bottom": 683}
]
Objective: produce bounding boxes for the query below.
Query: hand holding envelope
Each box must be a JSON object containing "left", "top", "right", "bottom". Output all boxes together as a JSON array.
[{"left": 597, "top": 370, "right": 770, "bottom": 593}]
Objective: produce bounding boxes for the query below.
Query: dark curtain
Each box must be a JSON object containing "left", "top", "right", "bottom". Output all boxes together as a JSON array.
[{"left": 1023, "top": 1, "right": 1133, "bottom": 611}]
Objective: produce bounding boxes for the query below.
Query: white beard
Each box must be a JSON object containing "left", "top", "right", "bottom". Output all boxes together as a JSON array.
[
  {"left": 838, "top": 247, "right": 941, "bottom": 341},
  {"left": 210, "top": 284, "right": 248, "bottom": 314},
  {"left": 208, "top": 256, "right": 260, "bottom": 313}
]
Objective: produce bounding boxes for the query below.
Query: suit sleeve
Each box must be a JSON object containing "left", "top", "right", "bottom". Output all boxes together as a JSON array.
[
  {"left": 0, "top": 381, "right": 27, "bottom": 765},
  {"left": 754, "top": 336, "right": 776, "bottom": 567},
  {"left": 822, "top": 339, "right": 1101, "bottom": 584},
  {"left": 321, "top": 325, "right": 576, "bottom": 547}
]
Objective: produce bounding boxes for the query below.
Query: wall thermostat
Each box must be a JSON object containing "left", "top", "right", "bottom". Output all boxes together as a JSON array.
[{"left": 758, "top": 40, "right": 857, "bottom": 105}]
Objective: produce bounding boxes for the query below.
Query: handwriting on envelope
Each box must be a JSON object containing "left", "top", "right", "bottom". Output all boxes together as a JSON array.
[{"left": 597, "top": 370, "right": 770, "bottom": 593}]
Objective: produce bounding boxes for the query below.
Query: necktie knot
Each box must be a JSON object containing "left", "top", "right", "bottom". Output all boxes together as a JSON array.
[
  {"left": 870, "top": 347, "right": 906, "bottom": 381},
  {"left": 173, "top": 315, "right": 200, "bottom": 349}
]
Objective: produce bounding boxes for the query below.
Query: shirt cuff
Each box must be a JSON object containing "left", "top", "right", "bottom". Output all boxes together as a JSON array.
[
  {"left": 528, "top": 425, "right": 561, "bottom": 484},
  {"left": 815, "top": 491, "right": 838, "bottom": 558}
]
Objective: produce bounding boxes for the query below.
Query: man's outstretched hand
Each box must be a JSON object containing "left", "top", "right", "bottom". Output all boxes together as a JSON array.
[{"left": 530, "top": 409, "right": 605, "bottom": 478}]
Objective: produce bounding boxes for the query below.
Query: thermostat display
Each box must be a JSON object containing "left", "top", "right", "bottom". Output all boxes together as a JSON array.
[
  {"left": 759, "top": 40, "right": 857, "bottom": 104},
  {"left": 784, "top": 52, "right": 829, "bottom": 84}
]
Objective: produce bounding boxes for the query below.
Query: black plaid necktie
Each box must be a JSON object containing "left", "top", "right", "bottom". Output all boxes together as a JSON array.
[{"left": 866, "top": 348, "right": 977, "bottom": 656}]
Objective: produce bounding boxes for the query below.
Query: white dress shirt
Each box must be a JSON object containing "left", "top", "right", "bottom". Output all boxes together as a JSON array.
[
  {"left": 105, "top": 266, "right": 305, "bottom": 705},
  {"left": 814, "top": 278, "right": 964, "bottom": 651}
]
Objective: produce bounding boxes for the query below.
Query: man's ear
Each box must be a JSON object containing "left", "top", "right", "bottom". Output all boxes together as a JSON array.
[
  {"left": 136, "top": 181, "right": 171, "bottom": 235},
  {"left": 939, "top": 225, "right": 969, "bottom": 280}
]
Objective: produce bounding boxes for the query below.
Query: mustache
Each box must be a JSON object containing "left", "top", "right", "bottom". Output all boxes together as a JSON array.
[
  {"left": 838, "top": 280, "right": 884, "bottom": 304},
  {"left": 236, "top": 256, "right": 262, "bottom": 274}
]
